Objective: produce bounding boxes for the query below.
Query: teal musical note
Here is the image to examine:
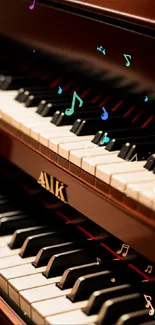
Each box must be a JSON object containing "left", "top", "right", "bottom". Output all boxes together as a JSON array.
[
  {"left": 123, "top": 54, "right": 132, "bottom": 67},
  {"left": 65, "top": 91, "right": 83, "bottom": 116}
]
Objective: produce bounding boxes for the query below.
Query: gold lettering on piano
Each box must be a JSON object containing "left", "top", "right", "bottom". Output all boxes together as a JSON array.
[{"left": 37, "top": 172, "right": 67, "bottom": 203}]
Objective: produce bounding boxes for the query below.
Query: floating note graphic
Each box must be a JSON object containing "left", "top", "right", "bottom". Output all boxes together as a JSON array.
[
  {"left": 145, "top": 265, "right": 153, "bottom": 274},
  {"left": 117, "top": 244, "right": 130, "bottom": 257},
  {"left": 144, "top": 96, "right": 148, "bottom": 102},
  {"left": 144, "top": 295, "right": 155, "bottom": 316},
  {"left": 100, "top": 136, "right": 110, "bottom": 145},
  {"left": 65, "top": 91, "right": 83, "bottom": 116},
  {"left": 101, "top": 107, "right": 108, "bottom": 120},
  {"left": 123, "top": 54, "right": 132, "bottom": 67},
  {"left": 97, "top": 46, "right": 106, "bottom": 55},
  {"left": 29, "top": 0, "right": 36, "bottom": 9},
  {"left": 58, "top": 86, "right": 62, "bottom": 95},
  {"left": 129, "top": 153, "right": 138, "bottom": 162}
]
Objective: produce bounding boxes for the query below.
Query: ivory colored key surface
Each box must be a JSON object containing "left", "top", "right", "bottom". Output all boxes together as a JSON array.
[
  {"left": 82, "top": 154, "right": 123, "bottom": 175},
  {"left": 8, "top": 274, "right": 60, "bottom": 306},
  {"left": 39, "top": 128, "right": 73, "bottom": 146},
  {"left": 0, "top": 255, "right": 35, "bottom": 270},
  {"left": 111, "top": 170, "right": 155, "bottom": 193},
  {"left": 139, "top": 189, "right": 155, "bottom": 210},
  {"left": 32, "top": 296, "right": 87, "bottom": 324},
  {"left": 96, "top": 161, "right": 147, "bottom": 184},
  {"left": 45, "top": 309, "right": 97, "bottom": 325},
  {"left": 58, "top": 141, "right": 97, "bottom": 160},
  {"left": 49, "top": 135, "right": 94, "bottom": 153},
  {"left": 0, "top": 235, "right": 12, "bottom": 247},
  {"left": 70, "top": 147, "right": 120, "bottom": 168},
  {"left": 0, "top": 246, "right": 20, "bottom": 258},
  {"left": 126, "top": 181, "right": 155, "bottom": 200},
  {"left": 20, "top": 116, "right": 52, "bottom": 135},
  {"left": 0, "top": 263, "right": 45, "bottom": 294},
  {"left": 19, "top": 285, "right": 71, "bottom": 318}
]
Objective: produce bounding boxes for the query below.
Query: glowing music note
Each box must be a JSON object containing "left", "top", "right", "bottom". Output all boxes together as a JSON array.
[
  {"left": 144, "top": 295, "right": 155, "bottom": 316},
  {"left": 29, "top": 0, "right": 36, "bottom": 10},
  {"left": 145, "top": 265, "right": 153, "bottom": 274},
  {"left": 123, "top": 54, "right": 132, "bottom": 67},
  {"left": 65, "top": 91, "right": 83, "bottom": 116},
  {"left": 116, "top": 244, "right": 130, "bottom": 257}
]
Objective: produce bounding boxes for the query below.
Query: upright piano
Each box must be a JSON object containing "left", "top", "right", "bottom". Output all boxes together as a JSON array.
[{"left": 0, "top": 0, "right": 155, "bottom": 324}]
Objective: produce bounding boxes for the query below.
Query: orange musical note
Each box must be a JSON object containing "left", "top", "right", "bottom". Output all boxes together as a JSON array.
[
  {"left": 144, "top": 295, "right": 154, "bottom": 316},
  {"left": 116, "top": 244, "right": 130, "bottom": 257}
]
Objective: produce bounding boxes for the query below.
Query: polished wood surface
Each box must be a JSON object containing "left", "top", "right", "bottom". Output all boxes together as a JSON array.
[
  {"left": 1, "top": 120, "right": 155, "bottom": 263},
  {"left": 0, "top": 298, "right": 26, "bottom": 325},
  {"left": 0, "top": 0, "right": 155, "bottom": 89}
]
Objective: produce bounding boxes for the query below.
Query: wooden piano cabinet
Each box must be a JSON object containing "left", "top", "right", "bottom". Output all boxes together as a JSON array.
[{"left": 0, "top": 298, "right": 26, "bottom": 325}]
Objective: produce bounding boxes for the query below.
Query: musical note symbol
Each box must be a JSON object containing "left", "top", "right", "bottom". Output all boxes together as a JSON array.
[
  {"left": 97, "top": 46, "right": 106, "bottom": 55},
  {"left": 117, "top": 244, "right": 130, "bottom": 257},
  {"left": 65, "top": 91, "right": 83, "bottom": 116},
  {"left": 123, "top": 54, "right": 132, "bottom": 67},
  {"left": 101, "top": 107, "right": 108, "bottom": 120},
  {"left": 145, "top": 265, "right": 153, "bottom": 274},
  {"left": 29, "top": 0, "right": 36, "bottom": 10},
  {"left": 144, "top": 96, "right": 148, "bottom": 102},
  {"left": 58, "top": 86, "right": 62, "bottom": 95},
  {"left": 100, "top": 135, "right": 110, "bottom": 145},
  {"left": 144, "top": 295, "right": 155, "bottom": 316},
  {"left": 129, "top": 153, "right": 138, "bottom": 162}
]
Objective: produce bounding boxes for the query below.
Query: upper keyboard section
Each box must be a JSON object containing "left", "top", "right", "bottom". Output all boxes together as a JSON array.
[{"left": 0, "top": 0, "right": 155, "bottom": 88}]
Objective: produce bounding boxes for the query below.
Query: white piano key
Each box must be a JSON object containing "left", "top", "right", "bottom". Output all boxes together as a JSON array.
[
  {"left": 82, "top": 154, "right": 123, "bottom": 175},
  {"left": 58, "top": 141, "right": 97, "bottom": 160},
  {"left": 139, "top": 189, "right": 155, "bottom": 210},
  {"left": 32, "top": 296, "right": 87, "bottom": 325},
  {"left": 39, "top": 128, "right": 72, "bottom": 147},
  {"left": 19, "top": 285, "right": 71, "bottom": 318},
  {"left": 70, "top": 147, "right": 119, "bottom": 168},
  {"left": 49, "top": 135, "right": 94, "bottom": 153},
  {"left": 111, "top": 170, "right": 155, "bottom": 193},
  {"left": 9, "top": 274, "right": 60, "bottom": 306},
  {"left": 0, "top": 263, "right": 45, "bottom": 294},
  {"left": 126, "top": 181, "right": 155, "bottom": 200},
  {"left": 0, "top": 255, "right": 35, "bottom": 270},
  {"left": 0, "top": 246, "right": 20, "bottom": 258},
  {"left": 45, "top": 309, "right": 97, "bottom": 325},
  {"left": 0, "top": 235, "right": 12, "bottom": 247},
  {"left": 96, "top": 161, "right": 147, "bottom": 185}
]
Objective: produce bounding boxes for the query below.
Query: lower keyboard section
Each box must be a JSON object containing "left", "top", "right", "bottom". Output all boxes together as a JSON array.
[{"left": 0, "top": 162, "right": 155, "bottom": 325}]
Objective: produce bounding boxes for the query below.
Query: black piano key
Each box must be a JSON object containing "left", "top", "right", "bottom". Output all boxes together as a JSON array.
[
  {"left": 0, "top": 214, "right": 36, "bottom": 235},
  {"left": 125, "top": 141, "right": 155, "bottom": 161},
  {"left": 8, "top": 225, "right": 48, "bottom": 249},
  {"left": 96, "top": 293, "right": 146, "bottom": 325},
  {"left": 39, "top": 102, "right": 72, "bottom": 117},
  {"left": 43, "top": 249, "right": 97, "bottom": 278},
  {"left": 144, "top": 154, "right": 155, "bottom": 171},
  {"left": 53, "top": 109, "right": 101, "bottom": 126},
  {"left": 58, "top": 260, "right": 130, "bottom": 291},
  {"left": 25, "top": 94, "right": 63, "bottom": 107},
  {"left": 0, "top": 210, "right": 26, "bottom": 219},
  {"left": 19, "top": 89, "right": 57, "bottom": 103},
  {"left": 106, "top": 135, "right": 155, "bottom": 152},
  {"left": 116, "top": 309, "right": 154, "bottom": 325},
  {"left": 83, "top": 284, "right": 133, "bottom": 316},
  {"left": 0, "top": 75, "right": 41, "bottom": 90},
  {"left": 118, "top": 143, "right": 132, "bottom": 159},
  {"left": 32, "top": 241, "right": 84, "bottom": 268},
  {"left": 15, "top": 86, "right": 52, "bottom": 102}
]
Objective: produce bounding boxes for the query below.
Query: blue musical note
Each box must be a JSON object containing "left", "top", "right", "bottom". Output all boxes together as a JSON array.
[
  {"left": 58, "top": 86, "right": 62, "bottom": 95},
  {"left": 97, "top": 46, "right": 106, "bottom": 55},
  {"left": 123, "top": 54, "right": 132, "bottom": 67},
  {"left": 65, "top": 91, "right": 83, "bottom": 116},
  {"left": 100, "top": 136, "right": 110, "bottom": 145},
  {"left": 144, "top": 96, "right": 148, "bottom": 102},
  {"left": 101, "top": 107, "right": 108, "bottom": 120}
]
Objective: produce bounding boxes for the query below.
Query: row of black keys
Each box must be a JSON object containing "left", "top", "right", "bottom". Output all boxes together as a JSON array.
[{"left": 1, "top": 193, "right": 155, "bottom": 325}]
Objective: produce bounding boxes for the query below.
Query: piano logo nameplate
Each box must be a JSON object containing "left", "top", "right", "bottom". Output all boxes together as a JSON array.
[{"left": 37, "top": 171, "right": 67, "bottom": 204}]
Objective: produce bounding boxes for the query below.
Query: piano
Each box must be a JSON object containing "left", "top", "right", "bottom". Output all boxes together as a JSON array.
[{"left": 0, "top": 0, "right": 155, "bottom": 323}]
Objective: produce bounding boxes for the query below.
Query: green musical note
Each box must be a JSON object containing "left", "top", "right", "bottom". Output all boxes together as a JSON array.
[{"left": 65, "top": 91, "right": 83, "bottom": 116}]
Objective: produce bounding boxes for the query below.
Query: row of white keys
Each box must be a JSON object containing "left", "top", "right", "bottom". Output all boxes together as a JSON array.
[
  {"left": 139, "top": 188, "right": 155, "bottom": 211},
  {"left": 0, "top": 235, "right": 12, "bottom": 247},
  {"left": 45, "top": 309, "right": 97, "bottom": 325}
]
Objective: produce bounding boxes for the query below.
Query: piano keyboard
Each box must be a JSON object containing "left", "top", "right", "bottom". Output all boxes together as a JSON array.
[
  {"left": 0, "top": 44, "right": 155, "bottom": 213},
  {"left": 0, "top": 170, "right": 155, "bottom": 325}
]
